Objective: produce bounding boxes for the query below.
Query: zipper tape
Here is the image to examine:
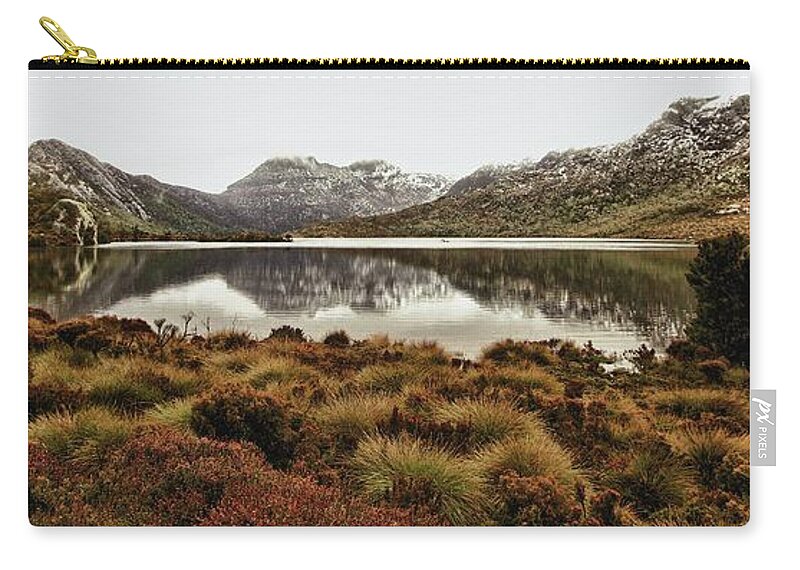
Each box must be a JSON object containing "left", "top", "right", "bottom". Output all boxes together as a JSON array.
[
  {"left": 31, "top": 17, "right": 750, "bottom": 70},
  {"left": 29, "top": 58, "right": 750, "bottom": 70}
]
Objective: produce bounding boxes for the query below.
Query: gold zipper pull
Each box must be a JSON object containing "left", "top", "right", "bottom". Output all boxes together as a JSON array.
[{"left": 39, "top": 16, "right": 98, "bottom": 64}]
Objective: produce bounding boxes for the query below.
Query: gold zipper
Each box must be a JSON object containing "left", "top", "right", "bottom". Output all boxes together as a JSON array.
[
  {"left": 35, "top": 16, "right": 748, "bottom": 70},
  {"left": 39, "top": 17, "right": 98, "bottom": 64}
]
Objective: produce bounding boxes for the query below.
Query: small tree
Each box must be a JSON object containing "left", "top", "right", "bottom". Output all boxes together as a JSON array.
[{"left": 686, "top": 232, "right": 749, "bottom": 367}]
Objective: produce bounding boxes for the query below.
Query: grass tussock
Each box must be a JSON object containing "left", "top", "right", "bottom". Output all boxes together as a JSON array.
[
  {"left": 351, "top": 434, "right": 487, "bottom": 525},
  {"left": 668, "top": 427, "right": 748, "bottom": 487},
  {"left": 242, "top": 356, "right": 320, "bottom": 389},
  {"left": 610, "top": 448, "right": 691, "bottom": 517},
  {"left": 314, "top": 393, "right": 397, "bottom": 449},
  {"left": 651, "top": 388, "right": 747, "bottom": 427},
  {"left": 481, "top": 339, "right": 559, "bottom": 367},
  {"left": 473, "top": 432, "right": 580, "bottom": 490},
  {"left": 431, "top": 399, "right": 539, "bottom": 449},
  {"left": 84, "top": 357, "right": 206, "bottom": 413},
  {"left": 29, "top": 407, "right": 134, "bottom": 462},
  {"left": 355, "top": 363, "right": 424, "bottom": 394},
  {"left": 471, "top": 365, "right": 564, "bottom": 395},
  {"left": 144, "top": 398, "right": 197, "bottom": 432}
]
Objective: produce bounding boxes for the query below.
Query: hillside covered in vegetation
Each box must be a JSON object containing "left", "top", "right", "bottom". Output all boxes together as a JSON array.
[{"left": 303, "top": 96, "right": 750, "bottom": 241}]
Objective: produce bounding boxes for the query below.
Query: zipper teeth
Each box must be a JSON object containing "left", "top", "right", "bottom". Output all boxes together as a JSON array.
[
  {"left": 30, "top": 57, "right": 750, "bottom": 69},
  {"left": 100, "top": 57, "right": 748, "bottom": 67}
]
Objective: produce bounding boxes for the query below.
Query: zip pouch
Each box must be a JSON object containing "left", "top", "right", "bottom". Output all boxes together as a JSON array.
[{"left": 28, "top": 17, "right": 751, "bottom": 527}]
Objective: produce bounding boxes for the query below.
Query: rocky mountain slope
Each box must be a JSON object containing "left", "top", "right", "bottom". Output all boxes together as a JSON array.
[
  {"left": 28, "top": 140, "right": 247, "bottom": 245},
  {"left": 304, "top": 95, "right": 750, "bottom": 240},
  {"left": 222, "top": 157, "right": 450, "bottom": 233},
  {"left": 29, "top": 141, "right": 450, "bottom": 245}
]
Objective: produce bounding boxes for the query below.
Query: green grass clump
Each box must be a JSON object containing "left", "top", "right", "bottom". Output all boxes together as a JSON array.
[
  {"left": 401, "top": 341, "right": 450, "bottom": 366},
  {"left": 472, "top": 365, "right": 564, "bottom": 395},
  {"left": 242, "top": 356, "right": 319, "bottom": 388},
  {"left": 473, "top": 432, "right": 580, "bottom": 490},
  {"left": 355, "top": 364, "right": 424, "bottom": 394},
  {"left": 205, "top": 349, "right": 259, "bottom": 375},
  {"left": 610, "top": 448, "right": 691, "bottom": 517},
  {"left": 28, "top": 407, "right": 133, "bottom": 462},
  {"left": 668, "top": 428, "right": 748, "bottom": 485},
  {"left": 651, "top": 388, "right": 747, "bottom": 423},
  {"left": 351, "top": 435, "right": 487, "bottom": 525},
  {"left": 431, "top": 399, "right": 539, "bottom": 449},
  {"left": 314, "top": 394, "right": 397, "bottom": 449},
  {"left": 481, "top": 339, "right": 558, "bottom": 367},
  {"left": 29, "top": 348, "right": 90, "bottom": 386},
  {"left": 84, "top": 358, "right": 207, "bottom": 414},
  {"left": 144, "top": 398, "right": 197, "bottom": 433}
]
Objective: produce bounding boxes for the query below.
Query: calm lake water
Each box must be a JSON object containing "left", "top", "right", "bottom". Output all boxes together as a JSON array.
[{"left": 28, "top": 238, "right": 697, "bottom": 359}]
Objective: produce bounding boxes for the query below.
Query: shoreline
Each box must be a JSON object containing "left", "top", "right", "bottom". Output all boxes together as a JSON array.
[{"left": 94, "top": 236, "right": 698, "bottom": 251}]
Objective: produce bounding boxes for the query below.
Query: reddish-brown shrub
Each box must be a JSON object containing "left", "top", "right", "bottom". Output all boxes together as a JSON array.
[
  {"left": 190, "top": 384, "right": 302, "bottom": 468},
  {"left": 533, "top": 395, "right": 614, "bottom": 461},
  {"left": 29, "top": 430, "right": 433, "bottom": 526},
  {"left": 29, "top": 307, "right": 55, "bottom": 324},
  {"left": 495, "top": 473, "right": 583, "bottom": 526},
  {"left": 682, "top": 489, "right": 749, "bottom": 526},
  {"left": 697, "top": 359, "right": 730, "bottom": 383},
  {"left": 29, "top": 381, "right": 86, "bottom": 418},
  {"left": 34, "top": 314, "right": 156, "bottom": 355},
  {"left": 376, "top": 407, "right": 476, "bottom": 453},
  {"left": 203, "top": 477, "right": 437, "bottom": 526}
]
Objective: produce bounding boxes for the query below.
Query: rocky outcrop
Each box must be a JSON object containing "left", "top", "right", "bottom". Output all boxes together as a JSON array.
[
  {"left": 28, "top": 140, "right": 249, "bottom": 245},
  {"left": 28, "top": 141, "right": 451, "bottom": 243},
  {"left": 48, "top": 199, "right": 98, "bottom": 246}
]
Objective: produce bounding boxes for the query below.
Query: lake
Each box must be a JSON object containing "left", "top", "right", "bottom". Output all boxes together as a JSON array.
[{"left": 28, "top": 238, "right": 697, "bottom": 359}]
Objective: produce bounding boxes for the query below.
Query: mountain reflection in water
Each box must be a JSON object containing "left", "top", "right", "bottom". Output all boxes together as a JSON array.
[{"left": 28, "top": 242, "right": 696, "bottom": 358}]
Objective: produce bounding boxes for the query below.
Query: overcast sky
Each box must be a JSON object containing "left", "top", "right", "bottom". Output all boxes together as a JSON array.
[{"left": 29, "top": 70, "right": 749, "bottom": 193}]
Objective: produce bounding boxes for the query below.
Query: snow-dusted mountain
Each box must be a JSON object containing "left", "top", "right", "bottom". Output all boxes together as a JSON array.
[
  {"left": 305, "top": 95, "right": 750, "bottom": 240},
  {"left": 28, "top": 142, "right": 450, "bottom": 244},
  {"left": 222, "top": 157, "right": 450, "bottom": 233}
]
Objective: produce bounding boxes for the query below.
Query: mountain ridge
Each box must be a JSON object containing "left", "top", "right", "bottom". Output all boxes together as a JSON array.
[
  {"left": 28, "top": 95, "right": 750, "bottom": 245},
  {"left": 222, "top": 155, "right": 450, "bottom": 233},
  {"left": 301, "top": 95, "right": 750, "bottom": 241},
  {"left": 28, "top": 141, "right": 450, "bottom": 244}
]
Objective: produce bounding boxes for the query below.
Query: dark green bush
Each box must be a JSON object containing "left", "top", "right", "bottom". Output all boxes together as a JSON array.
[
  {"left": 611, "top": 446, "right": 690, "bottom": 517},
  {"left": 697, "top": 359, "right": 730, "bottom": 383},
  {"left": 268, "top": 325, "right": 307, "bottom": 343},
  {"left": 323, "top": 330, "right": 351, "bottom": 347},
  {"left": 190, "top": 384, "right": 301, "bottom": 468},
  {"left": 625, "top": 344, "right": 657, "bottom": 373},
  {"left": 686, "top": 232, "right": 749, "bottom": 367}
]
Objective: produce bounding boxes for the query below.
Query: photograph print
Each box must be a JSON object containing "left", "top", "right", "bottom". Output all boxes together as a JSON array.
[{"left": 28, "top": 68, "right": 750, "bottom": 526}]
